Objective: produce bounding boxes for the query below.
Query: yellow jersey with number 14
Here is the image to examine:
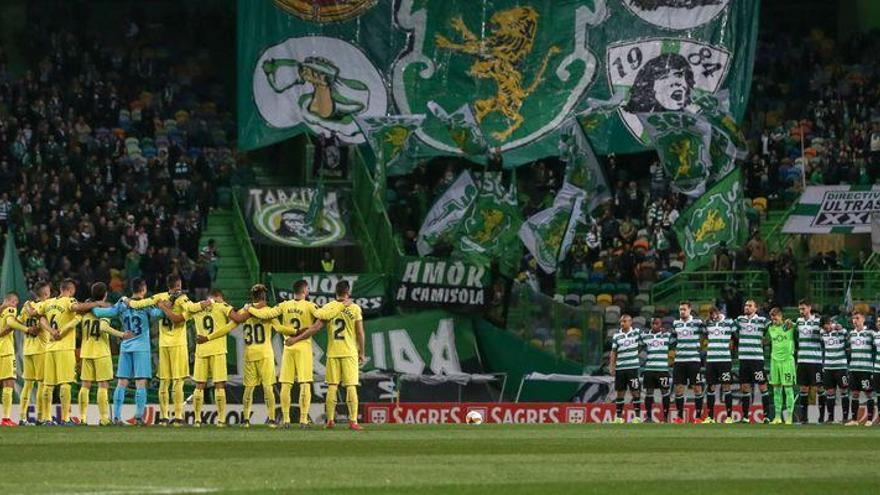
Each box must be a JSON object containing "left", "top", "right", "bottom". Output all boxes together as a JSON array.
[{"left": 315, "top": 301, "right": 362, "bottom": 358}]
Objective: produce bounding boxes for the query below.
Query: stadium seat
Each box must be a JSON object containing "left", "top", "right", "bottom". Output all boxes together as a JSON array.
[
  {"left": 632, "top": 316, "right": 647, "bottom": 329},
  {"left": 583, "top": 282, "right": 600, "bottom": 295},
  {"left": 566, "top": 327, "right": 582, "bottom": 339},
  {"left": 752, "top": 197, "right": 768, "bottom": 214},
  {"left": 612, "top": 293, "right": 629, "bottom": 308},
  {"left": 635, "top": 293, "right": 650, "bottom": 306},
  {"left": 600, "top": 282, "right": 616, "bottom": 294},
  {"left": 640, "top": 305, "right": 655, "bottom": 318},
  {"left": 699, "top": 303, "right": 713, "bottom": 320},
  {"left": 605, "top": 305, "right": 621, "bottom": 324},
  {"left": 596, "top": 293, "right": 612, "bottom": 306},
  {"left": 661, "top": 316, "right": 675, "bottom": 327},
  {"left": 581, "top": 294, "right": 596, "bottom": 305},
  {"left": 669, "top": 260, "right": 684, "bottom": 272},
  {"left": 592, "top": 261, "right": 604, "bottom": 272},
  {"left": 553, "top": 294, "right": 564, "bottom": 304},
  {"left": 564, "top": 294, "right": 580, "bottom": 306}
]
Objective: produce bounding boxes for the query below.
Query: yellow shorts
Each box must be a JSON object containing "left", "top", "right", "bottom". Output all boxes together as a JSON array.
[
  {"left": 0, "top": 354, "right": 14, "bottom": 380},
  {"left": 279, "top": 345, "right": 313, "bottom": 384},
  {"left": 193, "top": 354, "right": 228, "bottom": 383},
  {"left": 23, "top": 354, "right": 44, "bottom": 381},
  {"left": 325, "top": 356, "right": 359, "bottom": 386},
  {"left": 80, "top": 356, "right": 114, "bottom": 382},
  {"left": 158, "top": 346, "right": 190, "bottom": 380},
  {"left": 244, "top": 358, "right": 275, "bottom": 387},
  {"left": 43, "top": 350, "right": 76, "bottom": 385}
]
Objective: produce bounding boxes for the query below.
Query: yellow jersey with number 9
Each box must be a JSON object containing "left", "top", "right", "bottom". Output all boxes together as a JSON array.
[
  {"left": 191, "top": 302, "right": 234, "bottom": 357},
  {"left": 315, "top": 301, "right": 362, "bottom": 358}
]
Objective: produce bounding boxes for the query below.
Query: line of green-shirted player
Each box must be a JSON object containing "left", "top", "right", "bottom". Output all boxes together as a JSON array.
[
  {"left": 609, "top": 299, "right": 880, "bottom": 425},
  {"left": 0, "top": 274, "right": 366, "bottom": 429}
]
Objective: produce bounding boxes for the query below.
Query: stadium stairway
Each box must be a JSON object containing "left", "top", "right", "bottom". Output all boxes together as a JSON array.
[{"left": 199, "top": 209, "right": 253, "bottom": 305}]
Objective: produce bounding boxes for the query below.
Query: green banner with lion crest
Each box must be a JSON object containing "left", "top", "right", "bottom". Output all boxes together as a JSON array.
[{"left": 239, "top": 0, "right": 759, "bottom": 164}]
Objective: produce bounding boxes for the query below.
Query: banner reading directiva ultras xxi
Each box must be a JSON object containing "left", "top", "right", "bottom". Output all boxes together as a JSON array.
[
  {"left": 238, "top": 0, "right": 759, "bottom": 163},
  {"left": 244, "top": 187, "right": 354, "bottom": 247},
  {"left": 783, "top": 185, "right": 880, "bottom": 234}
]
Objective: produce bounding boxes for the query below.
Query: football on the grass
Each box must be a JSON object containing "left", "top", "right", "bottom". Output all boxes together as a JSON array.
[{"left": 465, "top": 411, "right": 483, "bottom": 425}]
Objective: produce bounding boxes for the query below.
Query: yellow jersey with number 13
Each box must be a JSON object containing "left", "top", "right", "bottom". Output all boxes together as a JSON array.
[{"left": 315, "top": 300, "right": 362, "bottom": 358}]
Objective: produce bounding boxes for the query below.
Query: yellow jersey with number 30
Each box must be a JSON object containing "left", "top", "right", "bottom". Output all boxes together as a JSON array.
[{"left": 315, "top": 300, "right": 362, "bottom": 358}]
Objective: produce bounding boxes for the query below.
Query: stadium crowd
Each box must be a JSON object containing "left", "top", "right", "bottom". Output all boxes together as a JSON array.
[{"left": 0, "top": 3, "right": 236, "bottom": 299}]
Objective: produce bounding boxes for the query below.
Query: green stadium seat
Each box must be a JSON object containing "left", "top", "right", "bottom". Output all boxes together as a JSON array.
[{"left": 640, "top": 305, "right": 655, "bottom": 318}]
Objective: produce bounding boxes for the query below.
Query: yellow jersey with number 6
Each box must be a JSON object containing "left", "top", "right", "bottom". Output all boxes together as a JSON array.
[
  {"left": 39, "top": 296, "right": 78, "bottom": 352},
  {"left": 315, "top": 300, "right": 362, "bottom": 358}
]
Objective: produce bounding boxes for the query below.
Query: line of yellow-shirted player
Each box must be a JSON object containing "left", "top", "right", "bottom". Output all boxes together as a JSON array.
[{"left": 0, "top": 275, "right": 365, "bottom": 429}]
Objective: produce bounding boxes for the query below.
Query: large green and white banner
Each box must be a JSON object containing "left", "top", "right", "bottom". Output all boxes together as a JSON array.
[
  {"left": 783, "top": 186, "right": 880, "bottom": 235},
  {"left": 269, "top": 272, "right": 386, "bottom": 314},
  {"left": 245, "top": 187, "right": 353, "bottom": 247},
  {"left": 673, "top": 169, "right": 747, "bottom": 270},
  {"left": 396, "top": 257, "right": 489, "bottom": 309},
  {"left": 238, "top": 0, "right": 759, "bottom": 163}
]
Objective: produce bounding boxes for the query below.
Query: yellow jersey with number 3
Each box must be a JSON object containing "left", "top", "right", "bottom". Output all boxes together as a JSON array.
[
  {"left": 315, "top": 300, "right": 362, "bottom": 358},
  {"left": 21, "top": 302, "right": 45, "bottom": 355},
  {"left": 277, "top": 299, "right": 317, "bottom": 348},
  {"left": 38, "top": 296, "right": 78, "bottom": 352}
]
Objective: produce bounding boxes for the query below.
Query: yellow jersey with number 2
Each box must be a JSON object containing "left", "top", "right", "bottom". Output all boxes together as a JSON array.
[{"left": 315, "top": 300, "right": 362, "bottom": 358}]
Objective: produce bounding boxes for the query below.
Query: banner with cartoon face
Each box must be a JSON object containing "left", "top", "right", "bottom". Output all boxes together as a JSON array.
[
  {"left": 239, "top": 0, "right": 758, "bottom": 161},
  {"left": 245, "top": 187, "right": 354, "bottom": 247}
]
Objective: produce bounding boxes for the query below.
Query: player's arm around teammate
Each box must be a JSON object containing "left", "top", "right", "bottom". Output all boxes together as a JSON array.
[
  {"left": 0, "top": 292, "right": 25, "bottom": 424},
  {"left": 188, "top": 291, "right": 236, "bottom": 427}
]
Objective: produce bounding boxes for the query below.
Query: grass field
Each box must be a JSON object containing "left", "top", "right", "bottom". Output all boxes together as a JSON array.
[{"left": 1, "top": 424, "right": 879, "bottom": 494}]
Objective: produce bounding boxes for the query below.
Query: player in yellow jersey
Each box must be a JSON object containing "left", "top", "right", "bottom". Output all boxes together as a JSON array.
[
  {"left": 185, "top": 289, "right": 238, "bottom": 427},
  {"left": 207, "top": 284, "right": 298, "bottom": 428},
  {"left": 0, "top": 291, "right": 33, "bottom": 426},
  {"left": 129, "top": 274, "right": 192, "bottom": 425},
  {"left": 20, "top": 281, "right": 51, "bottom": 424},
  {"left": 290, "top": 280, "right": 364, "bottom": 430},
  {"left": 59, "top": 283, "right": 128, "bottom": 425},
  {"left": 276, "top": 280, "right": 320, "bottom": 428},
  {"left": 36, "top": 279, "right": 106, "bottom": 424}
]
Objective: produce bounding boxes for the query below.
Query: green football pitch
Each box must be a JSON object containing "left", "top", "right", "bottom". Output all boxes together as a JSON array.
[{"left": 1, "top": 424, "right": 878, "bottom": 494}]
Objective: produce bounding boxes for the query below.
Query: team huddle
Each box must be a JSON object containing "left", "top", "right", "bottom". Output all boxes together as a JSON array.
[
  {"left": 0, "top": 275, "right": 366, "bottom": 429},
  {"left": 610, "top": 300, "right": 880, "bottom": 425}
]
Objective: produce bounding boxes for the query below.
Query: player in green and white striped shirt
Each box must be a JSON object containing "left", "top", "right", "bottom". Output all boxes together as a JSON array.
[
  {"left": 641, "top": 317, "right": 672, "bottom": 422},
  {"left": 819, "top": 316, "right": 849, "bottom": 424},
  {"left": 671, "top": 301, "right": 705, "bottom": 423},
  {"left": 734, "top": 300, "right": 770, "bottom": 423},
  {"left": 795, "top": 299, "right": 824, "bottom": 424},
  {"left": 609, "top": 315, "right": 643, "bottom": 423},
  {"left": 846, "top": 312, "right": 875, "bottom": 426},
  {"left": 704, "top": 307, "right": 736, "bottom": 423}
]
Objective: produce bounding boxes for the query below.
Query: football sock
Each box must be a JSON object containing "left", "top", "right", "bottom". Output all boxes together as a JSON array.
[
  {"left": 172, "top": 380, "right": 184, "bottom": 421},
  {"left": 761, "top": 391, "right": 771, "bottom": 420},
  {"left": 19, "top": 380, "right": 33, "bottom": 421},
  {"left": 661, "top": 392, "right": 670, "bottom": 419},
  {"left": 78, "top": 387, "right": 89, "bottom": 423},
  {"left": 346, "top": 385, "right": 358, "bottom": 424},
  {"left": 97, "top": 387, "right": 109, "bottom": 424},
  {"left": 723, "top": 391, "right": 733, "bottom": 418},
  {"left": 633, "top": 398, "right": 642, "bottom": 418},
  {"left": 615, "top": 398, "right": 624, "bottom": 418},
  {"left": 263, "top": 383, "right": 276, "bottom": 422},
  {"left": 741, "top": 392, "right": 751, "bottom": 422},
  {"left": 37, "top": 383, "right": 48, "bottom": 422},
  {"left": 215, "top": 388, "right": 226, "bottom": 423},
  {"left": 326, "top": 384, "right": 338, "bottom": 423},
  {"left": 773, "top": 387, "right": 783, "bottom": 420},
  {"left": 2, "top": 386, "right": 12, "bottom": 419},
  {"left": 784, "top": 387, "right": 795, "bottom": 419},
  {"left": 280, "top": 384, "right": 292, "bottom": 424},
  {"left": 695, "top": 392, "right": 704, "bottom": 419},
  {"left": 675, "top": 394, "right": 685, "bottom": 419},
  {"left": 59, "top": 384, "right": 71, "bottom": 422},
  {"left": 43, "top": 385, "right": 53, "bottom": 422},
  {"left": 193, "top": 388, "right": 204, "bottom": 422},
  {"left": 817, "top": 391, "right": 826, "bottom": 422},
  {"left": 158, "top": 379, "right": 170, "bottom": 420},
  {"left": 706, "top": 389, "right": 716, "bottom": 419},
  {"left": 850, "top": 393, "right": 860, "bottom": 420},
  {"left": 645, "top": 394, "right": 654, "bottom": 420},
  {"left": 826, "top": 393, "right": 835, "bottom": 422},
  {"left": 798, "top": 392, "right": 809, "bottom": 423},
  {"left": 867, "top": 398, "right": 876, "bottom": 421},
  {"left": 299, "top": 384, "right": 311, "bottom": 424},
  {"left": 842, "top": 394, "right": 850, "bottom": 422},
  {"left": 135, "top": 387, "right": 146, "bottom": 420},
  {"left": 243, "top": 386, "right": 254, "bottom": 422},
  {"left": 113, "top": 385, "right": 126, "bottom": 421}
]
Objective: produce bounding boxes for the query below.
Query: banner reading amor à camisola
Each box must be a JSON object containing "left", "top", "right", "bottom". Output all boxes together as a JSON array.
[{"left": 238, "top": 0, "right": 759, "bottom": 164}]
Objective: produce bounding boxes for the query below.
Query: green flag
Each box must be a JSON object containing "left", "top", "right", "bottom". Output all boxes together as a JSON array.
[
  {"left": 1, "top": 230, "right": 27, "bottom": 308},
  {"left": 558, "top": 119, "right": 610, "bottom": 212},
  {"left": 640, "top": 112, "right": 714, "bottom": 198},
  {"left": 673, "top": 170, "right": 748, "bottom": 271},
  {"left": 427, "top": 102, "right": 488, "bottom": 156},
  {"left": 455, "top": 171, "right": 523, "bottom": 274},
  {"left": 303, "top": 182, "right": 325, "bottom": 236},
  {"left": 417, "top": 171, "right": 479, "bottom": 256},
  {"left": 355, "top": 114, "right": 425, "bottom": 211},
  {"left": 519, "top": 182, "right": 585, "bottom": 273}
]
